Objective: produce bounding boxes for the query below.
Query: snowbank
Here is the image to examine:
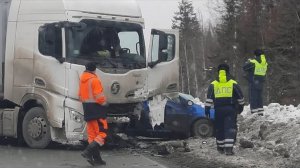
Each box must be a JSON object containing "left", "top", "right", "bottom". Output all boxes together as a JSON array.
[
  {"left": 131, "top": 102, "right": 300, "bottom": 167},
  {"left": 237, "top": 103, "right": 300, "bottom": 167},
  {"left": 241, "top": 103, "right": 300, "bottom": 123}
]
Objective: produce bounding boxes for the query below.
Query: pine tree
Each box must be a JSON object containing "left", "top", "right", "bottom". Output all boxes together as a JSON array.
[
  {"left": 172, "top": 0, "right": 202, "bottom": 97},
  {"left": 215, "top": 0, "right": 242, "bottom": 77},
  {"left": 212, "top": 0, "right": 300, "bottom": 104}
]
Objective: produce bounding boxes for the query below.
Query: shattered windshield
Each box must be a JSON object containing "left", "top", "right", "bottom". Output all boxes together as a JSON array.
[{"left": 65, "top": 19, "right": 146, "bottom": 73}]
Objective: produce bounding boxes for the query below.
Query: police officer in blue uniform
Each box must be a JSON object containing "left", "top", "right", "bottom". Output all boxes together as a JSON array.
[
  {"left": 205, "top": 64, "right": 244, "bottom": 155},
  {"left": 243, "top": 49, "right": 268, "bottom": 115}
]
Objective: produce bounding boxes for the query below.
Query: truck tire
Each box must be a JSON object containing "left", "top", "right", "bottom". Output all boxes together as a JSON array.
[
  {"left": 22, "top": 107, "right": 51, "bottom": 148},
  {"left": 192, "top": 119, "right": 213, "bottom": 138}
]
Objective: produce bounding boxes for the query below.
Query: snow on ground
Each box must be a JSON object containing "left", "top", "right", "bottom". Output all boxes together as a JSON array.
[
  {"left": 183, "top": 103, "right": 300, "bottom": 167},
  {"left": 237, "top": 103, "right": 300, "bottom": 162},
  {"left": 233, "top": 103, "right": 300, "bottom": 167},
  {"left": 241, "top": 103, "right": 300, "bottom": 123},
  {"left": 134, "top": 94, "right": 300, "bottom": 167},
  {"left": 193, "top": 97, "right": 205, "bottom": 107},
  {"left": 132, "top": 102, "right": 300, "bottom": 167}
]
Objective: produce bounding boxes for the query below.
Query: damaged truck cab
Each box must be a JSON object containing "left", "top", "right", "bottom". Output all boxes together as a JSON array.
[{"left": 0, "top": 0, "right": 179, "bottom": 148}]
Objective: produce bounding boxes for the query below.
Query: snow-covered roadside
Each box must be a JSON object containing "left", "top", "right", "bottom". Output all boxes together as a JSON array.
[
  {"left": 235, "top": 103, "right": 300, "bottom": 167},
  {"left": 130, "top": 102, "right": 300, "bottom": 168},
  {"left": 241, "top": 103, "right": 300, "bottom": 123},
  {"left": 172, "top": 103, "right": 300, "bottom": 167}
]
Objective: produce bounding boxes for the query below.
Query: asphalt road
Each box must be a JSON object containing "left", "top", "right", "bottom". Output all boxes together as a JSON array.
[{"left": 0, "top": 143, "right": 169, "bottom": 168}]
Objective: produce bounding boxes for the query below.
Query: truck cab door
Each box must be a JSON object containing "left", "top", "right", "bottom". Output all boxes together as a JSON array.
[
  {"left": 147, "top": 29, "right": 179, "bottom": 97},
  {"left": 33, "top": 23, "right": 68, "bottom": 96}
]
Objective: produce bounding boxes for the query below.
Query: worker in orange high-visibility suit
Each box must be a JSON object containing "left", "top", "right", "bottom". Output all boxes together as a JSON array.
[{"left": 79, "top": 62, "right": 108, "bottom": 166}]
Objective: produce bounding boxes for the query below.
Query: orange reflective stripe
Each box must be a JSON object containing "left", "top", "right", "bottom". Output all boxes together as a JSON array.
[
  {"left": 99, "top": 119, "right": 108, "bottom": 130},
  {"left": 87, "top": 119, "right": 107, "bottom": 144},
  {"left": 79, "top": 72, "right": 106, "bottom": 104},
  {"left": 95, "top": 93, "right": 105, "bottom": 100},
  {"left": 83, "top": 100, "right": 96, "bottom": 103},
  {"left": 82, "top": 78, "right": 99, "bottom": 103},
  {"left": 84, "top": 78, "right": 106, "bottom": 104},
  {"left": 94, "top": 135, "right": 105, "bottom": 146}
]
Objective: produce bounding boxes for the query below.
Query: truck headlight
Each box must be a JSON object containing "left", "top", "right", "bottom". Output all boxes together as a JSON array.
[{"left": 70, "top": 110, "right": 84, "bottom": 123}]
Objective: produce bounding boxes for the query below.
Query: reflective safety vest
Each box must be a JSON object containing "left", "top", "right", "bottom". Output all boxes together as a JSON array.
[
  {"left": 79, "top": 71, "right": 106, "bottom": 105},
  {"left": 249, "top": 54, "right": 268, "bottom": 76},
  {"left": 211, "top": 70, "right": 237, "bottom": 98},
  {"left": 212, "top": 80, "right": 237, "bottom": 98}
]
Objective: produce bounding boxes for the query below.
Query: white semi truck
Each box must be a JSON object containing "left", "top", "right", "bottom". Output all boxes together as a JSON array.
[{"left": 0, "top": 0, "right": 179, "bottom": 148}]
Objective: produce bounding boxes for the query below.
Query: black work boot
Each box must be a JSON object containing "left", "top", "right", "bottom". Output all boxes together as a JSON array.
[
  {"left": 217, "top": 147, "right": 224, "bottom": 154},
  {"left": 81, "top": 141, "right": 99, "bottom": 166},
  {"left": 224, "top": 147, "right": 234, "bottom": 156},
  {"left": 93, "top": 149, "right": 106, "bottom": 166}
]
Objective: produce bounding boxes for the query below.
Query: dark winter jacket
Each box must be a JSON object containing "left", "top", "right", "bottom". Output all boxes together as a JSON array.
[
  {"left": 243, "top": 55, "right": 267, "bottom": 83},
  {"left": 205, "top": 71, "right": 245, "bottom": 114}
]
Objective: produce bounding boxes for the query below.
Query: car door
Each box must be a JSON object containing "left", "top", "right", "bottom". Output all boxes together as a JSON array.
[
  {"left": 147, "top": 29, "right": 179, "bottom": 97},
  {"left": 164, "top": 97, "right": 189, "bottom": 133}
]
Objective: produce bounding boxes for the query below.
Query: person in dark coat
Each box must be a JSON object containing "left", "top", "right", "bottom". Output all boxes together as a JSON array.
[
  {"left": 205, "top": 64, "right": 245, "bottom": 155},
  {"left": 243, "top": 49, "right": 268, "bottom": 115}
]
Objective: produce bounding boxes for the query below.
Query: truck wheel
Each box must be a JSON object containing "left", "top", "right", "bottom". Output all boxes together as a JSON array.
[
  {"left": 192, "top": 119, "right": 213, "bottom": 138},
  {"left": 22, "top": 107, "right": 51, "bottom": 148}
]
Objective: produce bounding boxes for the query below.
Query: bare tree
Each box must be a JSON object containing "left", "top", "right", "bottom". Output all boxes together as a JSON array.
[{"left": 172, "top": 0, "right": 202, "bottom": 97}]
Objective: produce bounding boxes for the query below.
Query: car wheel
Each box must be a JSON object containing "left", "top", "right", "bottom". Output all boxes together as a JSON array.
[
  {"left": 192, "top": 119, "right": 213, "bottom": 137},
  {"left": 22, "top": 107, "right": 51, "bottom": 148}
]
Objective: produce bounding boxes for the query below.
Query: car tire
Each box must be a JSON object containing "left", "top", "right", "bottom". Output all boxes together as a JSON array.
[
  {"left": 22, "top": 107, "right": 51, "bottom": 148},
  {"left": 192, "top": 119, "right": 213, "bottom": 138}
]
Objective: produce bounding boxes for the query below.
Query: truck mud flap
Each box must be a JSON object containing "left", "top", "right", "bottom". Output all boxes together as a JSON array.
[{"left": 2, "top": 107, "right": 19, "bottom": 137}]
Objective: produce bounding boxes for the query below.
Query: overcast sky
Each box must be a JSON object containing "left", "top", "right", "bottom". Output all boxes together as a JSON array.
[
  {"left": 137, "top": 0, "right": 221, "bottom": 30},
  {"left": 136, "top": 0, "right": 221, "bottom": 46}
]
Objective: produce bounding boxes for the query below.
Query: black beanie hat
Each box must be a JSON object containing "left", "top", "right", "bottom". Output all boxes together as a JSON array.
[
  {"left": 85, "top": 62, "right": 97, "bottom": 72},
  {"left": 217, "top": 63, "right": 230, "bottom": 73},
  {"left": 254, "top": 49, "right": 263, "bottom": 56}
]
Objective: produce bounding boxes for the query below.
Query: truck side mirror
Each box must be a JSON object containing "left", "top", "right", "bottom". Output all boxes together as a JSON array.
[{"left": 159, "top": 34, "right": 168, "bottom": 51}]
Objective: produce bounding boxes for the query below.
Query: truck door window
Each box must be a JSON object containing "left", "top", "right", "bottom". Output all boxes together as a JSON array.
[
  {"left": 38, "top": 25, "right": 62, "bottom": 58},
  {"left": 150, "top": 35, "right": 159, "bottom": 62},
  {"left": 150, "top": 34, "right": 175, "bottom": 63},
  {"left": 119, "top": 31, "right": 140, "bottom": 55},
  {"left": 166, "top": 35, "right": 175, "bottom": 61}
]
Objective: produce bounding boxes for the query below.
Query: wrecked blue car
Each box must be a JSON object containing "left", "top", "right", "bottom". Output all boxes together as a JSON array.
[{"left": 129, "top": 93, "right": 215, "bottom": 138}]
